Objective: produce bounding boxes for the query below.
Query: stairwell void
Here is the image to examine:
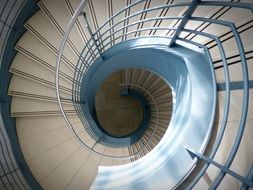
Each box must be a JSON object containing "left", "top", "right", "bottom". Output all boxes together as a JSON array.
[{"left": 95, "top": 70, "right": 144, "bottom": 138}]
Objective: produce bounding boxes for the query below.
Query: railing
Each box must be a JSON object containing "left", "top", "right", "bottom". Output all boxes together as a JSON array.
[
  {"left": 55, "top": 0, "right": 168, "bottom": 160},
  {"left": 62, "top": 73, "right": 160, "bottom": 159},
  {"left": 56, "top": 0, "right": 252, "bottom": 189}
]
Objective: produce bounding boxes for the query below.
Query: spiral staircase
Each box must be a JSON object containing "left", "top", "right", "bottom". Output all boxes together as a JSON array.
[{"left": 0, "top": 0, "right": 253, "bottom": 189}]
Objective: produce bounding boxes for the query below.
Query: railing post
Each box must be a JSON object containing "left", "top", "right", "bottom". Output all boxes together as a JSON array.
[
  {"left": 92, "top": 136, "right": 105, "bottom": 150},
  {"left": 60, "top": 97, "right": 85, "bottom": 104},
  {"left": 185, "top": 147, "right": 253, "bottom": 188},
  {"left": 168, "top": 0, "right": 199, "bottom": 47},
  {"left": 82, "top": 12, "right": 104, "bottom": 60}
]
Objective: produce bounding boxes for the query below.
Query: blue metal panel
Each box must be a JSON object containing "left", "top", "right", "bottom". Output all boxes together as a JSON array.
[
  {"left": 181, "top": 27, "right": 231, "bottom": 190},
  {"left": 54, "top": 0, "right": 253, "bottom": 188},
  {"left": 190, "top": 16, "right": 250, "bottom": 190},
  {"left": 89, "top": 37, "right": 216, "bottom": 189}
]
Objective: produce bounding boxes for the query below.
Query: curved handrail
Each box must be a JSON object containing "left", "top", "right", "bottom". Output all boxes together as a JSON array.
[
  {"left": 55, "top": 0, "right": 252, "bottom": 188},
  {"left": 56, "top": 3, "right": 163, "bottom": 159}
]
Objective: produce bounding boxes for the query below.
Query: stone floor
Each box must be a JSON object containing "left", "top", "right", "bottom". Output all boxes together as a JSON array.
[{"left": 95, "top": 71, "right": 143, "bottom": 137}]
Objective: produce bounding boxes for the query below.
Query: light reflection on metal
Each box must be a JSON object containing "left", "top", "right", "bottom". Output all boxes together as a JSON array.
[
  {"left": 185, "top": 147, "right": 253, "bottom": 187},
  {"left": 82, "top": 12, "right": 104, "bottom": 60},
  {"left": 56, "top": 14, "right": 162, "bottom": 159},
  {"left": 55, "top": 0, "right": 252, "bottom": 189},
  {"left": 90, "top": 39, "right": 216, "bottom": 189}
]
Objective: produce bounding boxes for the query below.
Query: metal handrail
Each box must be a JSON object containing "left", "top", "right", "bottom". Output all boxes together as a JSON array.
[
  {"left": 190, "top": 17, "right": 249, "bottom": 189},
  {"left": 180, "top": 28, "right": 231, "bottom": 189},
  {"left": 55, "top": 0, "right": 162, "bottom": 159},
  {"left": 55, "top": 0, "right": 252, "bottom": 188}
]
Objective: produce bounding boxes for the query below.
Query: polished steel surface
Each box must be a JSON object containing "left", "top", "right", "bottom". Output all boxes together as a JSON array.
[
  {"left": 90, "top": 37, "right": 216, "bottom": 189},
  {"left": 53, "top": 0, "right": 252, "bottom": 189}
]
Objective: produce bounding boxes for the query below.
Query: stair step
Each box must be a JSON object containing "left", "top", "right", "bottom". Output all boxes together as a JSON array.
[
  {"left": 65, "top": 152, "right": 101, "bottom": 190},
  {"left": 28, "top": 138, "right": 81, "bottom": 182},
  {"left": 10, "top": 69, "right": 72, "bottom": 94},
  {"left": 25, "top": 10, "right": 78, "bottom": 65},
  {"left": 11, "top": 97, "right": 75, "bottom": 117},
  {"left": 40, "top": 147, "right": 93, "bottom": 189},
  {"left": 16, "top": 115, "right": 82, "bottom": 138},
  {"left": 19, "top": 125, "right": 81, "bottom": 160},
  {"left": 16, "top": 31, "right": 75, "bottom": 75},
  {"left": 10, "top": 53, "right": 72, "bottom": 90},
  {"left": 9, "top": 75, "right": 71, "bottom": 101},
  {"left": 38, "top": 0, "right": 85, "bottom": 53}
]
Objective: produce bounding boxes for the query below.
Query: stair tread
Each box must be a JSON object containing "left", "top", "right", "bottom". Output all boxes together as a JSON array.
[
  {"left": 16, "top": 31, "right": 75, "bottom": 76},
  {"left": 16, "top": 115, "right": 81, "bottom": 138},
  {"left": 9, "top": 75, "right": 71, "bottom": 100},
  {"left": 11, "top": 97, "right": 75, "bottom": 114},
  {"left": 25, "top": 10, "right": 78, "bottom": 64},
  {"left": 38, "top": 0, "right": 85, "bottom": 52},
  {"left": 40, "top": 147, "right": 93, "bottom": 189},
  {"left": 10, "top": 53, "right": 72, "bottom": 90}
]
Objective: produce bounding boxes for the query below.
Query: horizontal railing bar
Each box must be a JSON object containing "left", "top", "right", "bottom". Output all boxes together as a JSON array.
[
  {"left": 184, "top": 15, "right": 249, "bottom": 189},
  {"left": 100, "top": 29, "right": 174, "bottom": 50},
  {"left": 134, "top": 0, "right": 152, "bottom": 37},
  {"left": 184, "top": 2, "right": 234, "bottom": 41},
  {"left": 148, "top": 0, "right": 175, "bottom": 35},
  {"left": 93, "top": 1, "right": 190, "bottom": 38},
  {"left": 207, "top": 19, "right": 253, "bottom": 49},
  {"left": 214, "top": 56, "right": 253, "bottom": 70},
  {"left": 217, "top": 80, "right": 253, "bottom": 91},
  {"left": 213, "top": 50, "right": 253, "bottom": 65},
  {"left": 185, "top": 147, "right": 253, "bottom": 187},
  {"left": 198, "top": 1, "right": 253, "bottom": 11},
  {"left": 180, "top": 28, "right": 230, "bottom": 189},
  {"left": 95, "top": 16, "right": 182, "bottom": 44}
]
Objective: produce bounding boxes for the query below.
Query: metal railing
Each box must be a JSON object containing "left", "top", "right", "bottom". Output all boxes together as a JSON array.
[
  {"left": 55, "top": 0, "right": 168, "bottom": 160},
  {"left": 61, "top": 70, "right": 161, "bottom": 159},
  {"left": 55, "top": 0, "right": 252, "bottom": 189}
]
